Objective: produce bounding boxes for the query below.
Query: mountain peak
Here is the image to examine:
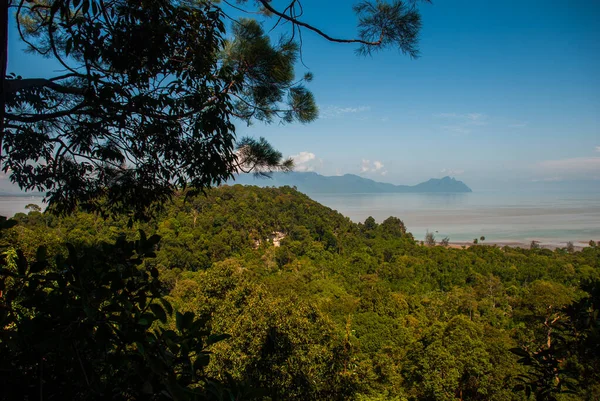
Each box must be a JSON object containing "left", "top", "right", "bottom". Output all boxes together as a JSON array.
[{"left": 231, "top": 172, "right": 472, "bottom": 194}]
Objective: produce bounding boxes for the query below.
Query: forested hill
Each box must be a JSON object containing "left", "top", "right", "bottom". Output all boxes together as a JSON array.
[
  {"left": 3, "top": 185, "right": 599, "bottom": 400},
  {"left": 231, "top": 172, "right": 473, "bottom": 193}
]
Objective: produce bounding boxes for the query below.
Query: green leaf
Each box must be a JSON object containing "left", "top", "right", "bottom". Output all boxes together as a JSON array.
[
  {"left": 135, "top": 341, "right": 145, "bottom": 355},
  {"left": 29, "top": 261, "right": 48, "bottom": 273},
  {"left": 36, "top": 246, "right": 47, "bottom": 262},
  {"left": 45, "top": 272, "right": 63, "bottom": 282},
  {"left": 148, "top": 235, "right": 161, "bottom": 246},
  {"left": 509, "top": 347, "right": 530, "bottom": 358},
  {"left": 159, "top": 298, "right": 173, "bottom": 315},
  {"left": 182, "top": 311, "right": 195, "bottom": 331},
  {"left": 176, "top": 311, "right": 195, "bottom": 332},
  {"left": 141, "top": 381, "right": 153, "bottom": 394},
  {"left": 16, "top": 250, "right": 27, "bottom": 275},
  {"left": 193, "top": 353, "right": 210, "bottom": 370},
  {"left": 175, "top": 311, "right": 184, "bottom": 332},
  {"left": 206, "top": 333, "right": 231, "bottom": 346},
  {"left": 148, "top": 356, "right": 165, "bottom": 375},
  {"left": 150, "top": 303, "right": 167, "bottom": 323}
]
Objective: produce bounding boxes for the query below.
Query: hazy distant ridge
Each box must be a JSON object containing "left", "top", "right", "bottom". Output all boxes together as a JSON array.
[{"left": 231, "top": 172, "right": 472, "bottom": 194}]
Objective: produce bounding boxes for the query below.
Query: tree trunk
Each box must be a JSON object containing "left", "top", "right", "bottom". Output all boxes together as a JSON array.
[{"left": 0, "top": 0, "right": 9, "bottom": 138}]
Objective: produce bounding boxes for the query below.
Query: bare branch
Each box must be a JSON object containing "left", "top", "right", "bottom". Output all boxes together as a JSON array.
[
  {"left": 256, "top": 0, "right": 384, "bottom": 46},
  {"left": 7, "top": 103, "right": 87, "bottom": 122},
  {"left": 5, "top": 78, "right": 87, "bottom": 96}
]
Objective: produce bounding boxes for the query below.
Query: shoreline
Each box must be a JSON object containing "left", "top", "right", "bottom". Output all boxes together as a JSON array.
[{"left": 445, "top": 240, "right": 591, "bottom": 251}]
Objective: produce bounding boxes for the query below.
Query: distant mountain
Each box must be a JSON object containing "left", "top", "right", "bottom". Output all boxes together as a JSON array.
[{"left": 230, "top": 172, "right": 472, "bottom": 194}]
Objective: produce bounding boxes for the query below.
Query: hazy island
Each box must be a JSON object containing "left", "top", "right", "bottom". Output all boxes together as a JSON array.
[{"left": 232, "top": 172, "right": 473, "bottom": 194}]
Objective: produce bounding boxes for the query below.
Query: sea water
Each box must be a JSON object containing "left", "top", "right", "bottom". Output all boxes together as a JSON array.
[
  {"left": 2, "top": 191, "right": 599, "bottom": 246},
  {"left": 0, "top": 196, "right": 45, "bottom": 218},
  {"left": 309, "top": 190, "right": 600, "bottom": 245}
]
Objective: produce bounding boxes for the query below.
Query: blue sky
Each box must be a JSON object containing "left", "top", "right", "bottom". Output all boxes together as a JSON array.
[
  {"left": 5, "top": 0, "right": 600, "bottom": 191},
  {"left": 237, "top": 0, "right": 600, "bottom": 190}
]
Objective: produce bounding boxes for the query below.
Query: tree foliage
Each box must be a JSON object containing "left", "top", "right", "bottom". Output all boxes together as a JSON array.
[
  {"left": 2, "top": 0, "right": 429, "bottom": 217},
  {"left": 0, "top": 231, "right": 236, "bottom": 400}
]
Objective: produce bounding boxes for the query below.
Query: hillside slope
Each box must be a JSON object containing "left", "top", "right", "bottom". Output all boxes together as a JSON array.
[{"left": 5, "top": 185, "right": 599, "bottom": 400}]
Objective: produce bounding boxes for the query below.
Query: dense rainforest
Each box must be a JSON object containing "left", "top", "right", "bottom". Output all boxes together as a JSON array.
[{"left": 1, "top": 185, "right": 599, "bottom": 400}]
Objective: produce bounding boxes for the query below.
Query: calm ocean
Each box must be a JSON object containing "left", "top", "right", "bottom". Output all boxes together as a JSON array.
[
  {"left": 2, "top": 191, "right": 599, "bottom": 245},
  {"left": 0, "top": 196, "right": 45, "bottom": 218},
  {"left": 309, "top": 190, "right": 600, "bottom": 245}
]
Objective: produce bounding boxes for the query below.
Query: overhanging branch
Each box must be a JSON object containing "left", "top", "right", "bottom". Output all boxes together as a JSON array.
[
  {"left": 6, "top": 103, "right": 88, "bottom": 122},
  {"left": 4, "top": 78, "right": 87, "bottom": 96},
  {"left": 257, "top": 0, "right": 383, "bottom": 46}
]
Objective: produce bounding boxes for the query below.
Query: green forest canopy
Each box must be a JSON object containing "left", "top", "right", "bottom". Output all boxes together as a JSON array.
[{"left": 2, "top": 185, "right": 599, "bottom": 400}]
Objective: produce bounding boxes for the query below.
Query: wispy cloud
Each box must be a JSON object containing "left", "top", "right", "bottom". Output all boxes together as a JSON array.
[
  {"left": 440, "top": 168, "right": 464, "bottom": 176},
  {"left": 538, "top": 157, "right": 600, "bottom": 171},
  {"left": 360, "top": 159, "right": 370, "bottom": 173},
  {"left": 361, "top": 159, "right": 387, "bottom": 176},
  {"left": 508, "top": 122, "right": 528, "bottom": 128},
  {"left": 442, "top": 126, "right": 472, "bottom": 135},
  {"left": 436, "top": 113, "right": 486, "bottom": 123},
  {"left": 531, "top": 177, "right": 563, "bottom": 183},
  {"left": 435, "top": 112, "right": 487, "bottom": 134},
  {"left": 596, "top": 146, "right": 600, "bottom": 153},
  {"left": 290, "top": 151, "right": 322, "bottom": 172},
  {"left": 321, "top": 105, "right": 371, "bottom": 119},
  {"left": 537, "top": 157, "right": 600, "bottom": 179}
]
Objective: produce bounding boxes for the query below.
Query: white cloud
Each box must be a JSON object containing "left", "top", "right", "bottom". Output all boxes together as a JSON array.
[
  {"left": 437, "top": 113, "right": 459, "bottom": 118},
  {"left": 596, "top": 146, "right": 600, "bottom": 153},
  {"left": 360, "top": 159, "right": 371, "bottom": 173},
  {"left": 436, "top": 112, "right": 488, "bottom": 134},
  {"left": 361, "top": 159, "right": 386, "bottom": 175},
  {"left": 441, "top": 126, "right": 472, "bottom": 135},
  {"left": 509, "top": 122, "right": 528, "bottom": 128},
  {"left": 321, "top": 105, "right": 371, "bottom": 119},
  {"left": 537, "top": 157, "right": 600, "bottom": 178},
  {"left": 538, "top": 157, "right": 600, "bottom": 172},
  {"left": 466, "top": 113, "right": 485, "bottom": 122},
  {"left": 440, "top": 168, "right": 464, "bottom": 176},
  {"left": 436, "top": 112, "right": 485, "bottom": 122},
  {"left": 531, "top": 177, "right": 563, "bottom": 183},
  {"left": 291, "top": 151, "right": 322, "bottom": 172},
  {"left": 292, "top": 151, "right": 315, "bottom": 165}
]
